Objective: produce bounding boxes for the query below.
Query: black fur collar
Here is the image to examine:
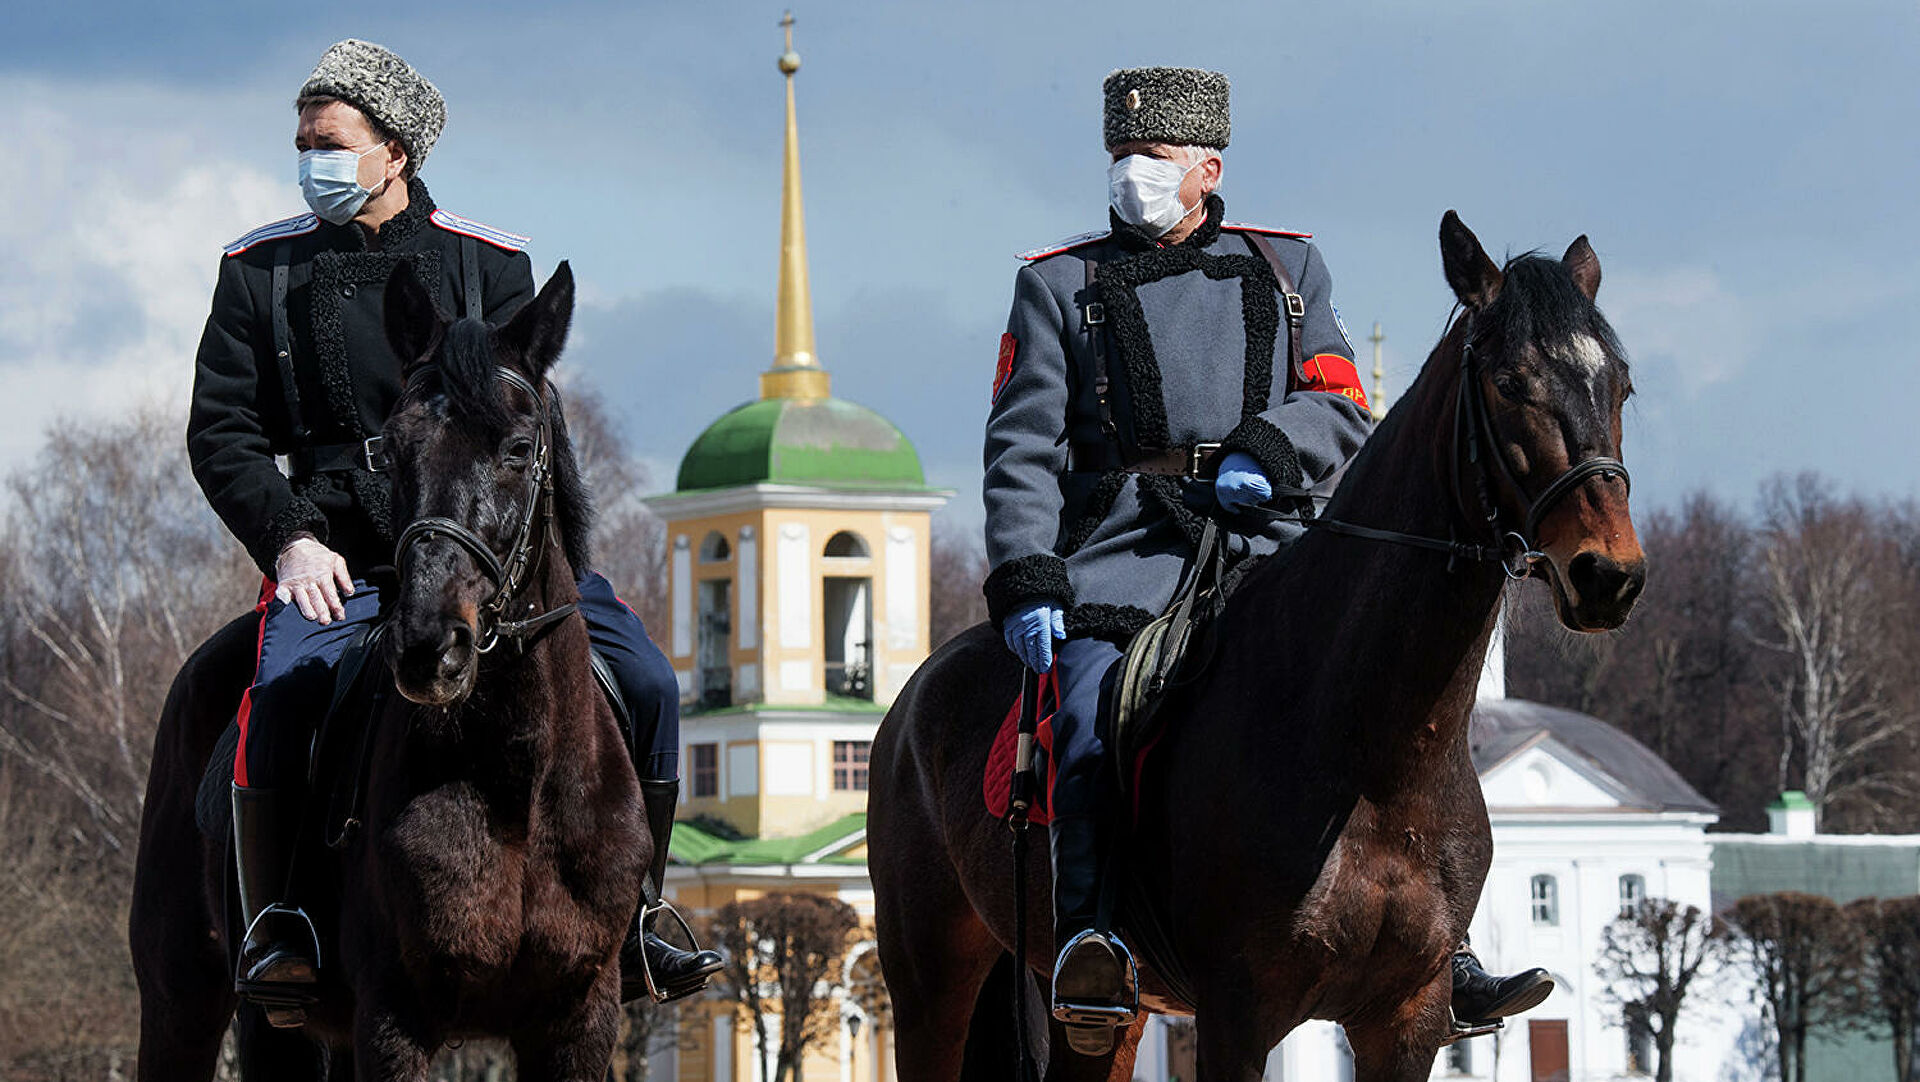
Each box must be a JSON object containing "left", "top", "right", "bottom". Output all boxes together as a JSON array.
[
  {"left": 1107, "top": 193, "right": 1226, "bottom": 253},
  {"left": 314, "top": 177, "right": 438, "bottom": 252}
]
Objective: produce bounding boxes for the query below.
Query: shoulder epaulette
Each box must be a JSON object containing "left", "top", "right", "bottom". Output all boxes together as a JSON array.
[
  {"left": 1017, "top": 229, "right": 1110, "bottom": 262},
  {"left": 430, "top": 209, "right": 530, "bottom": 252},
  {"left": 223, "top": 213, "right": 320, "bottom": 257},
  {"left": 1223, "top": 221, "right": 1313, "bottom": 240}
]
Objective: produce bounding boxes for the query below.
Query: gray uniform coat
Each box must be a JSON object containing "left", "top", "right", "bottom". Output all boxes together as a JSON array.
[{"left": 982, "top": 197, "right": 1373, "bottom": 641}]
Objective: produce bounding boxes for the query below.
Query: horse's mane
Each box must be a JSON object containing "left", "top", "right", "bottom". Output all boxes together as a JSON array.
[
  {"left": 431, "top": 317, "right": 596, "bottom": 573},
  {"left": 1474, "top": 253, "right": 1627, "bottom": 372}
]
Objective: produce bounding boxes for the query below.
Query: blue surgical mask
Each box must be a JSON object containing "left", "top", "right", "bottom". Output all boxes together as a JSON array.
[{"left": 298, "top": 142, "right": 388, "bottom": 225}]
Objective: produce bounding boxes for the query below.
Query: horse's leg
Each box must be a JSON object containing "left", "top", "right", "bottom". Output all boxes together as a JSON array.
[
  {"left": 234, "top": 1005, "right": 330, "bottom": 1080},
  {"left": 877, "top": 873, "right": 1004, "bottom": 1082},
  {"left": 1042, "top": 1012, "right": 1146, "bottom": 1082},
  {"left": 131, "top": 832, "right": 232, "bottom": 1080},
  {"left": 508, "top": 973, "right": 622, "bottom": 1082},
  {"left": 1343, "top": 975, "right": 1451, "bottom": 1082},
  {"left": 351, "top": 996, "right": 436, "bottom": 1082}
]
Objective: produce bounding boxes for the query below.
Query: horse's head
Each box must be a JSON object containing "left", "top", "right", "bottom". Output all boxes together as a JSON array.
[
  {"left": 1439, "top": 211, "right": 1645, "bottom": 632},
  {"left": 379, "top": 261, "right": 593, "bottom": 706}
]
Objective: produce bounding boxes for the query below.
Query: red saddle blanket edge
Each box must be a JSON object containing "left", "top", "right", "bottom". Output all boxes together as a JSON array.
[
  {"left": 982, "top": 669, "right": 1171, "bottom": 827},
  {"left": 982, "top": 670, "right": 1058, "bottom": 825}
]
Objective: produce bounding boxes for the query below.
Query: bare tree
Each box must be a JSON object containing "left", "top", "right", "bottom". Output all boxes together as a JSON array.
[
  {"left": 563, "top": 384, "right": 671, "bottom": 642},
  {"left": 0, "top": 411, "right": 254, "bottom": 854},
  {"left": 929, "top": 515, "right": 988, "bottom": 650},
  {"left": 709, "top": 892, "right": 862, "bottom": 1082},
  {"left": 1593, "top": 899, "right": 1726, "bottom": 1082},
  {"left": 1843, "top": 897, "right": 1920, "bottom": 1082},
  {"left": 1725, "top": 891, "right": 1863, "bottom": 1082},
  {"left": 1755, "top": 476, "right": 1917, "bottom": 829}
]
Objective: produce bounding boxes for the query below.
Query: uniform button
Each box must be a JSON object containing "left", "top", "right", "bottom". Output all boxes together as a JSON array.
[{"left": 342, "top": 284, "right": 356, "bottom": 298}]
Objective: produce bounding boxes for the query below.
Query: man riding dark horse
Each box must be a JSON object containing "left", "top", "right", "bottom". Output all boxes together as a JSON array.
[
  {"left": 982, "top": 65, "right": 1552, "bottom": 1041},
  {"left": 187, "top": 38, "right": 720, "bottom": 1016}
]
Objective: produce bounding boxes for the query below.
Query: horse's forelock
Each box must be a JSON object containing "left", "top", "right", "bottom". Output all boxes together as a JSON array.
[
  {"left": 1482, "top": 254, "right": 1627, "bottom": 373},
  {"left": 437, "top": 318, "right": 513, "bottom": 430}
]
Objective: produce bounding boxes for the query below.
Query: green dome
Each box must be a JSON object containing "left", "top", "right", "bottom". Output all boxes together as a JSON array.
[{"left": 675, "top": 396, "right": 928, "bottom": 492}]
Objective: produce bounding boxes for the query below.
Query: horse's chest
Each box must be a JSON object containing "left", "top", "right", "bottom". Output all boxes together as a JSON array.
[{"left": 375, "top": 785, "right": 605, "bottom": 971}]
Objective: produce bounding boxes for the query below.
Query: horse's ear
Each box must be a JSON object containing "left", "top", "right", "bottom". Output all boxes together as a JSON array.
[
  {"left": 500, "top": 261, "right": 575, "bottom": 380},
  {"left": 1562, "top": 234, "right": 1601, "bottom": 301},
  {"left": 1440, "top": 210, "right": 1502, "bottom": 310},
  {"left": 383, "top": 261, "right": 443, "bottom": 372}
]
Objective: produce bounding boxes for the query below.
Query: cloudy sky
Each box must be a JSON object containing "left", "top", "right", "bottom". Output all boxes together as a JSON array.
[{"left": 6, "top": 1, "right": 1917, "bottom": 533}]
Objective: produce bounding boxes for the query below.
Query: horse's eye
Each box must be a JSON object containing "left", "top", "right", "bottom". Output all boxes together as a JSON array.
[
  {"left": 502, "top": 437, "right": 535, "bottom": 468},
  {"left": 1494, "top": 375, "right": 1526, "bottom": 401}
]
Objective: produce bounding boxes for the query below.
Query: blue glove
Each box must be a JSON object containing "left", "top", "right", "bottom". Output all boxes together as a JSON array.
[
  {"left": 1213, "top": 451, "right": 1272, "bottom": 512},
  {"left": 1002, "top": 600, "right": 1066, "bottom": 673}
]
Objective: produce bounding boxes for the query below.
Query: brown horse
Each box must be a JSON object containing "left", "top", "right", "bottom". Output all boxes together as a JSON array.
[
  {"left": 129, "top": 263, "right": 645, "bottom": 1080},
  {"left": 868, "top": 212, "right": 1645, "bottom": 1082}
]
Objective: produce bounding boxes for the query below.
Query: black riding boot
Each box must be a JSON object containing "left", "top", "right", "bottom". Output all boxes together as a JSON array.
[
  {"left": 1048, "top": 814, "right": 1135, "bottom": 1053},
  {"left": 1451, "top": 943, "right": 1554, "bottom": 1024},
  {"left": 619, "top": 778, "right": 724, "bottom": 1003},
  {"left": 231, "top": 785, "right": 318, "bottom": 1024}
]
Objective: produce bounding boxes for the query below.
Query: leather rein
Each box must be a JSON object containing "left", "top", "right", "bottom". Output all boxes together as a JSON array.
[
  {"left": 1261, "top": 309, "right": 1629, "bottom": 579},
  {"left": 392, "top": 366, "right": 577, "bottom": 654}
]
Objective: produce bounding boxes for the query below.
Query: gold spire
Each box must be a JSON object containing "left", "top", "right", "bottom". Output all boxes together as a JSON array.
[
  {"left": 1369, "top": 321, "right": 1387, "bottom": 420},
  {"left": 761, "top": 10, "right": 831, "bottom": 401}
]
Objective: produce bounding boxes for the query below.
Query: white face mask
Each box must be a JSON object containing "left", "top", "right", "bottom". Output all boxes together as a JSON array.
[
  {"left": 298, "top": 142, "right": 388, "bottom": 225},
  {"left": 1108, "top": 153, "right": 1202, "bottom": 238}
]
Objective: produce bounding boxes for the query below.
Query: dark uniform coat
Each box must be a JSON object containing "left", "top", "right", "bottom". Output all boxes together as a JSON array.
[
  {"left": 189, "top": 178, "right": 533, "bottom": 577},
  {"left": 982, "top": 196, "right": 1373, "bottom": 640}
]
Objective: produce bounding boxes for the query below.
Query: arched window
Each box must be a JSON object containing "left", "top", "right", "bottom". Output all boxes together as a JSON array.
[
  {"left": 1619, "top": 873, "right": 1647, "bottom": 918},
  {"left": 699, "top": 530, "right": 731, "bottom": 563},
  {"left": 823, "top": 530, "right": 870, "bottom": 557},
  {"left": 1530, "top": 874, "right": 1559, "bottom": 926}
]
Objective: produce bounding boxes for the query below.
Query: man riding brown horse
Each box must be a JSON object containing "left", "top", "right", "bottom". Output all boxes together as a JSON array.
[
  {"left": 186, "top": 38, "right": 719, "bottom": 1017},
  {"left": 981, "top": 65, "right": 1552, "bottom": 1048}
]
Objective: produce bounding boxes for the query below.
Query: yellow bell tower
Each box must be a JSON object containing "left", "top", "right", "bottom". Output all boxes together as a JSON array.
[{"left": 646, "top": 13, "right": 950, "bottom": 841}]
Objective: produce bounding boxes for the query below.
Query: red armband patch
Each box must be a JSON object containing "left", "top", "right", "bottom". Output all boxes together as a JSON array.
[
  {"left": 1299, "top": 353, "right": 1369, "bottom": 411},
  {"left": 993, "top": 333, "right": 1018, "bottom": 402}
]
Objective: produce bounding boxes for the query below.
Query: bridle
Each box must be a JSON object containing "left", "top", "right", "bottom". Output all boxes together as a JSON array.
[
  {"left": 392, "top": 365, "right": 577, "bottom": 654},
  {"left": 1264, "top": 307, "right": 1630, "bottom": 578}
]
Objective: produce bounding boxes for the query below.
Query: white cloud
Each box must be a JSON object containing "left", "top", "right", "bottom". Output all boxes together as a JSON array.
[
  {"left": 1602, "top": 267, "right": 1756, "bottom": 394},
  {"left": 0, "top": 76, "right": 297, "bottom": 472}
]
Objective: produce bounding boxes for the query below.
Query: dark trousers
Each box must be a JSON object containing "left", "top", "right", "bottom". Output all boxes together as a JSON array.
[
  {"left": 1050, "top": 637, "right": 1123, "bottom": 820},
  {"left": 234, "top": 571, "right": 678, "bottom": 788}
]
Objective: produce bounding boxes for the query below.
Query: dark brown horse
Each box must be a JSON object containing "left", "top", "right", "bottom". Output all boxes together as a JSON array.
[
  {"left": 130, "top": 263, "right": 645, "bottom": 1080},
  {"left": 868, "top": 212, "right": 1645, "bottom": 1082}
]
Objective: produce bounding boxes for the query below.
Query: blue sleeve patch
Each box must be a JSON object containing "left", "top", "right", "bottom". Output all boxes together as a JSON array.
[{"left": 1332, "top": 305, "right": 1355, "bottom": 353}]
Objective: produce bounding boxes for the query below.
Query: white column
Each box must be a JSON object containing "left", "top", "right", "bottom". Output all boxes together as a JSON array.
[
  {"left": 884, "top": 525, "right": 917, "bottom": 651},
  {"left": 777, "top": 521, "right": 812, "bottom": 648}
]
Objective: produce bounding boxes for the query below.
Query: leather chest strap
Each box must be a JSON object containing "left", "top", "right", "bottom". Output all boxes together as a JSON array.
[
  {"left": 1245, "top": 233, "right": 1305, "bottom": 384},
  {"left": 270, "top": 245, "right": 309, "bottom": 445},
  {"left": 1081, "top": 257, "right": 1117, "bottom": 438}
]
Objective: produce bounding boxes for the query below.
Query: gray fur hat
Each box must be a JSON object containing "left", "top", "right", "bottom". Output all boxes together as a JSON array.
[
  {"left": 1102, "top": 67, "right": 1230, "bottom": 150},
  {"left": 297, "top": 39, "right": 446, "bottom": 173}
]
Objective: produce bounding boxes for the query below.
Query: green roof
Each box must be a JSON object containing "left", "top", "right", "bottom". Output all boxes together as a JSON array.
[
  {"left": 675, "top": 397, "right": 929, "bottom": 492},
  {"left": 671, "top": 813, "right": 867, "bottom": 867},
  {"left": 1770, "top": 790, "right": 1815, "bottom": 810}
]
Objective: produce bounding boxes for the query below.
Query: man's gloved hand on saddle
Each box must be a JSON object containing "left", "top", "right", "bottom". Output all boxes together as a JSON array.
[
  {"left": 1004, "top": 600, "right": 1066, "bottom": 673},
  {"left": 1213, "top": 450, "right": 1272, "bottom": 513},
  {"left": 275, "top": 536, "right": 355, "bottom": 625}
]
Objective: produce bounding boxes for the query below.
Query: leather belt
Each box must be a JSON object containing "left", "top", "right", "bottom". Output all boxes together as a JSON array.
[
  {"left": 291, "top": 437, "right": 386, "bottom": 477},
  {"left": 1068, "top": 441, "right": 1222, "bottom": 480}
]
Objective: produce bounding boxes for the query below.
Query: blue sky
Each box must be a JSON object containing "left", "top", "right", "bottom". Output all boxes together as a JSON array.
[{"left": 5, "top": 1, "right": 1917, "bottom": 533}]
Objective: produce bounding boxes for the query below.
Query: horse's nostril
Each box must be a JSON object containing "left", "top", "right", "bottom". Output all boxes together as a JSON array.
[
  {"left": 437, "top": 625, "right": 473, "bottom": 678},
  {"left": 1570, "top": 552, "right": 1641, "bottom": 608}
]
